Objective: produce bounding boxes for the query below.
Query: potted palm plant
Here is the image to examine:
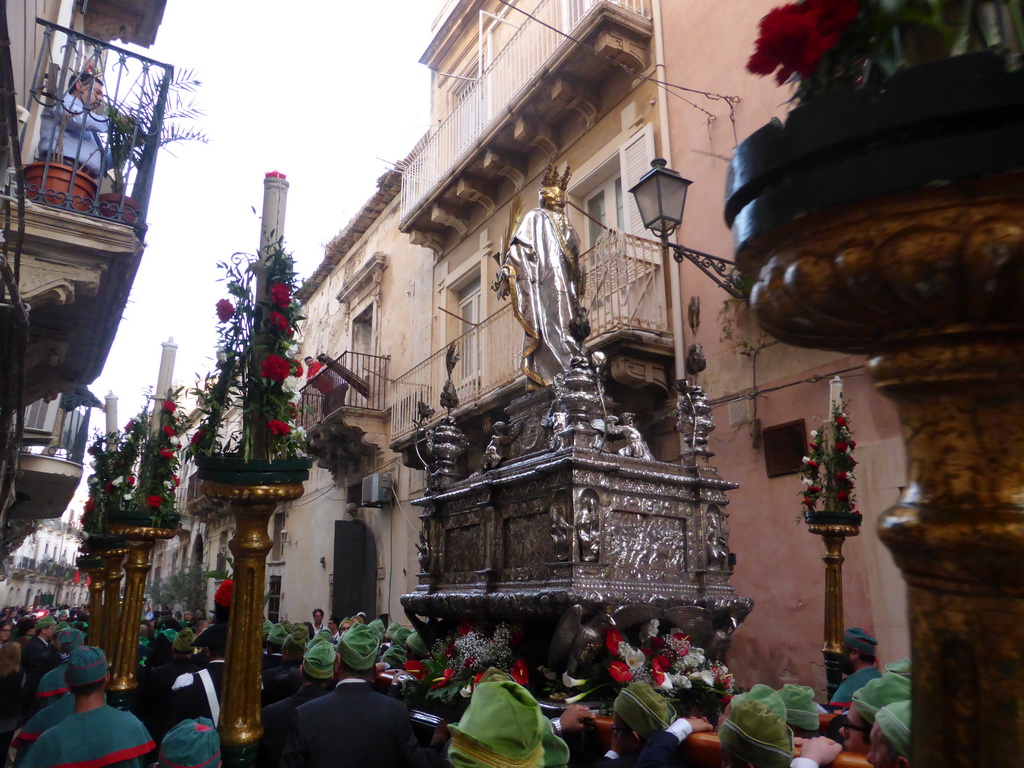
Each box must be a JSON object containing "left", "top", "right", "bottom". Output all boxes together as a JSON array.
[{"left": 99, "top": 69, "right": 207, "bottom": 224}]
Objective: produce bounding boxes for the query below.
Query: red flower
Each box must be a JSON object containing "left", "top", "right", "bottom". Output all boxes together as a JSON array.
[
  {"left": 747, "top": 0, "right": 859, "bottom": 85},
  {"left": 87, "top": 446, "right": 99, "bottom": 456},
  {"left": 836, "top": 416, "right": 847, "bottom": 427},
  {"left": 836, "top": 472, "right": 848, "bottom": 481},
  {"left": 835, "top": 441, "right": 848, "bottom": 453},
  {"left": 511, "top": 658, "right": 529, "bottom": 686},
  {"left": 146, "top": 494, "right": 163, "bottom": 508},
  {"left": 163, "top": 424, "right": 176, "bottom": 437},
  {"left": 404, "top": 660, "right": 427, "bottom": 680},
  {"left": 650, "top": 636, "right": 666, "bottom": 650},
  {"left": 267, "top": 420, "right": 292, "bottom": 436},
  {"left": 431, "top": 668, "right": 455, "bottom": 689},
  {"left": 291, "top": 361, "right": 304, "bottom": 378},
  {"left": 606, "top": 628, "right": 624, "bottom": 655},
  {"left": 652, "top": 655, "right": 671, "bottom": 673},
  {"left": 261, "top": 354, "right": 291, "bottom": 382},
  {"left": 808, "top": 442, "right": 819, "bottom": 450},
  {"left": 104, "top": 481, "right": 114, "bottom": 493},
  {"left": 850, "top": 439, "right": 857, "bottom": 449},
  {"left": 808, "top": 486, "right": 821, "bottom": 494},
  {"left": 127, "top": 476, "right": 136, "bottom": 486},
  {"left": 174, "top": 475, "right": 181, "bottom": 487},
  {"left": 269, "top": 311, "right": 292, "bottom": 336},
  {"left": 214, "top": 579, "right": 233, "bottom": 607},
  {"left": 191, "top": 428, "right": 206, "bottom": 445},
  {"left": 837, "top": 491, "right": 850, "bottom": 502},
  {"left": 807, "top": 460, "right": 818, "bottom": 468},
  {"left": 464, "top": 655, "right": 477, "bottom": 668},
  {"left": 458, "top": 619, "right": 473, "bottom": 636},
  {"left": 215, "top": 299, "right": 235, "bottom": 323},
  {"left": 446, "top": 642, "right": 456, "bottom": 658},
  {"left": 609, "top": 661, "right": 633, "bottom": 683},
  {"left": 124, "top": 420, "right": 136, "bottom": 431},
  {"left": 652, "top": 667, "right": 666, "bottom": 687},
  {"left": 803, "top": 496, "right": 814, "bottom": 507},
  {"left": 160, "top": 448, "right": 175, "bottom": 459},
  {"left": 163, "top": 400, "right": 176, "bottom": 413},
  {"left": 84, "top": 499, "right": 95, "bottom": 513},
  {"left": 269, "top": 282, "right": 291, "bottom": 309}
]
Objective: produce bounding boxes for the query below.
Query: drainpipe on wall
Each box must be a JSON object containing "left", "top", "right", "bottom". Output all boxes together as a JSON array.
[{"left": 651, "top": 0, "right": 688, "bottom": 458}]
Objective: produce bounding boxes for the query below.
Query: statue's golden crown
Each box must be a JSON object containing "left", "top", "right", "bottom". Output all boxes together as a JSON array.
[{"left": 541, "top": 163, "right": 571, "bottom": 192}]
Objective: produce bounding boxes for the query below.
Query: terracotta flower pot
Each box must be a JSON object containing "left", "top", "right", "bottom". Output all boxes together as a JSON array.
[
  {"left": 23, "top": 161, "right": 97, "bottom": 213},
  {"left": 97, "top": 192, "right": 141, "bottom": 224}
]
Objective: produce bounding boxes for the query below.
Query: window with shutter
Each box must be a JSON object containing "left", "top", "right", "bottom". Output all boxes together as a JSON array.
[{"left": 618, "top": 122, "right": 656, "bottom": 236}]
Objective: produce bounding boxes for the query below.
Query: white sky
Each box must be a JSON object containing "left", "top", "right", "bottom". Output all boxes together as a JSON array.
[{"left": 89, "top": 1, "right": 436, "bottom": 422}]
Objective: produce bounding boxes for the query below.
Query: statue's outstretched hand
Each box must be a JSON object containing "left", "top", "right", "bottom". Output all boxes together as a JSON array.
[{"left": 492, "top": 268, "right": 511, "bottom": 300}]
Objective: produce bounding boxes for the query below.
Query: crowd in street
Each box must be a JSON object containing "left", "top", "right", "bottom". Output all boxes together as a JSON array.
[{"left": 0, "top": 599, "right": 913, "bottom": 768}]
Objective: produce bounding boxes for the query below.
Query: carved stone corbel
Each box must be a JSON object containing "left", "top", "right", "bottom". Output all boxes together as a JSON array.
[
  {"left": 409, "top": 229, "right": 445, "bottom": 257},
  {"left": 431, "top": 204, "right": 469, "bottom": 238},
  {"left": 513, "top": 118, "right": 558, "bottom": 158},
  {"left": 455, "top": 178, "right": 497, "bottom": 216},
  {"left": 483, "top": 151, "right": 526, "bottom": 191},
  {"left": 550, "top": 79, "right": 599, "bottom": 129}
]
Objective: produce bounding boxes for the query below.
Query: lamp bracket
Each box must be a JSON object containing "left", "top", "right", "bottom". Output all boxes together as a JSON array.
[{"left": 669, "top": 243, "right": 746, "bottom": 299}]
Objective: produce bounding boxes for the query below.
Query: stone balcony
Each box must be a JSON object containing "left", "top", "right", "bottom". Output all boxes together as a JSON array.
[{"left": 400, "top": 0, "right": 653, "bottom": 252}]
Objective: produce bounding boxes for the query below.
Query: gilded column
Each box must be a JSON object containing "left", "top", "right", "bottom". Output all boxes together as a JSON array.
[
  {"left": 807, "top": 524, "right": 860, "bottom": 699},
  {"left": 85, "top": 565, "right": 107, "bottom": 651},
  {"left": 202, "top": 481, "right": 303, "bottom": 767},
  {"left": 100, "top": 548, "right": 126, "bottom": 660}
]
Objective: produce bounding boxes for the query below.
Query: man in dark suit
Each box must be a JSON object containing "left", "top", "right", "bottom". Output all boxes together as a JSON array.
[
  {"left": 258, "top": 640, "right": 333, "bottom": 768},
  {"left": 280, "top": 624, "right": 444, "bottom": 768},
  {"left": 168, "top": 623, "right": 227, "bottom": 726},
  {"left": 22, "top": 615, "right": 60, "bottom": 703},
  {"left": 262, "top": 624, "right": 307, "bottom": 708},
  {"left": 138, "top": 627, "right": 201, "bottom": 750}
]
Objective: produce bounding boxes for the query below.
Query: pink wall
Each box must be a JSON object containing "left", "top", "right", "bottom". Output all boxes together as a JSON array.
[{"left": 659, "top": 1, "right": 908, "bottom": 694}]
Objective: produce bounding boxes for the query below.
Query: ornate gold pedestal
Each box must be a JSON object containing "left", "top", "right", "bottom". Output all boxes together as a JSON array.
[
  {"left": 83, "top": 565, "right": 107, "bottom": 650},
  {"left": 100, "top": 548, "right": 127, "bottom": 660},
  {"left": 200, "top": 480, "right": 304, "bottom": 767},
  {"left": 738, "top": 174, "right": 1024, "bottom": 766},
  {"left": 106, "top": 527, "right": 174, "bottom": 710},
  {"left": 806, "top": 520, "right": 860, "bottom": 700}
]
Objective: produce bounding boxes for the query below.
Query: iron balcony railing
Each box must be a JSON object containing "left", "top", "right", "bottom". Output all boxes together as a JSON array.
[
  {"left": 20, "top": 392, "right": 93, "bottom": 465},
  {"left": 401, "top": 0, "right": 649, "bottom": 221},
  {"left": 16, "top": 556, "right": 38, "bottom": 570},
  {"left": 390, "top": 228, "right": 666, "bottom": 440},
  {"left": 20, "top": 19, "right": 177, "bottom": 231},
  {"left": 299, "top": 351, "right": 390, "bottom": 430}
]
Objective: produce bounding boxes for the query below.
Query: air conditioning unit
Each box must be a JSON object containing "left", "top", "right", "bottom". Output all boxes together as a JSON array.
[
  {"left": 361, "top": 472, "right": 394, "bottom": 507},
  {"left": 24, "top": 398, "right": 60, "bottom": 435}
]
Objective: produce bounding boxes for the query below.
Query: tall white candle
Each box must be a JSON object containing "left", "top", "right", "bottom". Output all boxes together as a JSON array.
[
  {"left": 152, "top": 337, "right": 178, "bottom": 435},
  {"left": 829, "top": 375, "right": 844, "bottom": 415},
  {"left": 104, "top": 390, "right": 118, "bottom": 435}
]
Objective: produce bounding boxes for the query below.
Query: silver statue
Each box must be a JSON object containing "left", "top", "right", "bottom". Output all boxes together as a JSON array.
[{"left": 493, "top": 165, "right": 588, "bottom": 388}]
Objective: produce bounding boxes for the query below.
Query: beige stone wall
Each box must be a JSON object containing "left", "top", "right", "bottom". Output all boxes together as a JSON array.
[{"left": 660, "top": 0, "right": 909, "bottom": 695}]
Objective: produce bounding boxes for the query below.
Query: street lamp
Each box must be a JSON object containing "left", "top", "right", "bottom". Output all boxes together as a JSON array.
[{"left": 629, "top": 159, "right": 745, "bottom": 299}]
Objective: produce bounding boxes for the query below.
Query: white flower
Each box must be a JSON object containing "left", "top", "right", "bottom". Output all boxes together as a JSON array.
[
  {"left": 809, "top": 429, "right": 818, "bottom": 438},
  {"left": 539, "top": 666, "right": 557, "bottom": 681},
  {"left": 283, "top": 341, "right": 300, "bottom": 359},
  {"left": 112, "top": 476, "right": 124, "bottom": 487},
  {"left": 562, "top": 672, "right": 587, "bottom": 688},
  {"left": 671, "top": 673, "right": 692, "bottom": 689},
  {"left": 801, "top": 477, "right": 814, "bottom": 486},
  {"left": 169, "top": 436, "right": 181, "bottom": 447},
  {"left": 165, "top": 480, "right": 175, "bottom": 490},
  {"left": 216, "top": 347, "right": 230, "bottom": 363},
  {"left": 283, "top": 376, "right": 303, "bottom": 395},
  {"left": 691, "top": 669, "right": 715, "bottom": 687},
  {"left": 655, "top": 674, "right": 674, "bottom": 691},
  {"left": 459, "top": 684, "right": 472, "bottom": 698},
  {"left": 622, "top": 644, "right": 645, "bottom": 671}
]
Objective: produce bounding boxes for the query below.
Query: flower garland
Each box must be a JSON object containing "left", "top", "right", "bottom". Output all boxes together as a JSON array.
[
  {"left": 399, "top": 620, "right": 526, "bottom": 708},
  {"left": 190, "top": 239, "right": 307, "bottom": 460},
  {"left": 83, "top": 417, "right": 147, "bottom": 535},
  {"left": 747, "top": 0, "right": 1024, "bottom": 103},
  {"left": 801, "top": 402, "right": 859, "bottom": 517},
  {"left": 552, "top": 620, "right": 734, "bottom": 717},
  {"left": 137, "top": 399, "right": 187, "bottom": 528}
]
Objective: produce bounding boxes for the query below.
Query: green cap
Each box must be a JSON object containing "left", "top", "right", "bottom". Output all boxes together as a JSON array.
[
  {"left": 406, "top": 631, "right": 428, "bottom": 658},
  {"left": 36, "top": 615, "right": 56, "bottom": 630},
  {"left": 338, "top": 624, "right": 379, "bottom": 672},
  {"left": 262, "top": 620, "right": 273, "bottom": 641},
  {"left": 56, "top": 628, "right": 85, "bottom": 653},
  {"left": 66, "top": 646, "right": 107, "bottom": 687},
  {"left": 380, "top": 644, "right": 407, "bottom": 669},
  {"left": 283, "top": 625, "right": 309, "bottom": 657},
  {"left": 852, "top": 673, "right": 911, "bottom": 725},
  {"left": 875, "top": 700, "right": 911, "bottom": 759},
  {"left": 54, "top": 621, "right": 70, "bottom": 632},
  {"left": 732, "top": 684, "right": 787, "bottom": 723},
  {"left": 844, "top": 627, "right": 878, "bottom": 655},
  {"left": 385, "top": 622, "right": 402, "bottom": 641},
  {"left": 307, "top": 629, "right": 335, "bottom": 650},
  {"left": 366, "top": 618, "right": 386, "bottom": 643},
  {"left": 449, "top": 681, "right": 548, "bottom": 768},
  {"left": 884, "top": 657, "right": 911, "bottom": 679},
  {"left": 392, "top": 627, "right": 413, "bottom": 648},
  {"left": 613, "top": 682, "right": 675, "bottom": 740},
  {"left": 159, "top": 717, "right": 220, "bottom": 768},
  {"left": 779, "top": 684, "right": 819, "bottom": 731},
  {"left": 302, "top": 642, "right": 337, "bottom": 680},
  {"left": 173, "top": 628, "right": 196, "bottom": 653},
  {"left": 267, "top": 623, "right": 289, "bottom": 647},
  {"left": 719, "top": 698, "right": 794, "bottom": 768}
]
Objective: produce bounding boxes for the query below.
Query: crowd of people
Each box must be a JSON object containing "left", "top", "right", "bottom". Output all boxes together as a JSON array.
[{"left": 0, "top": 599, "right": 913, "bottom": 768}]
